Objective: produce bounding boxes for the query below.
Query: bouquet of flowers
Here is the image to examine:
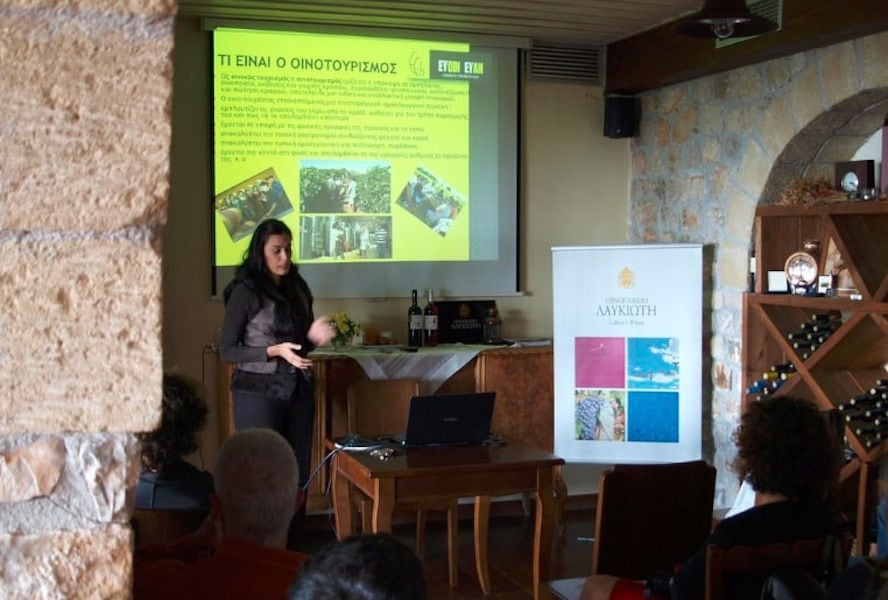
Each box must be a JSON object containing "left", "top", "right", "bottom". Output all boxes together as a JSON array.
[{"left": 329, "top": 312, "right": 362, "bottom": 347}]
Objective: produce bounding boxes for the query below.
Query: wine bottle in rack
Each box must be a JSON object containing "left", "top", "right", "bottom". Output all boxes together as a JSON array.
[
  {"left": 810, "top": 310, "right": 842, "bottom": 322},
  {"left": 843, "top": 409, "right": 868, "bottom": 423},
  {"left": 865, "top": 437, "right": 883, "bottom": 450},
  {"left": 407, "top": 289, "right": 423, "bottom": 347},
  {"left": 870, "top": 381, "right": 888, "bottom": 397},
  {"left": 849, "top": 393, "right": 876, "bottom": 407},
  {"left": 811, "top": 321, "right": 841, "bottom": 333},
  {"left": 854, "top": 424, "right": 880, "bottom": 436}
]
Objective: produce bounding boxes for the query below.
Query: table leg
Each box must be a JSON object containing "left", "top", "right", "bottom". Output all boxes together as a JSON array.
[
  {"left": 371, "top": 479, "right": 396, "bottom": 533},
  {"left": 474, "top": 495, "right": 492, "bottom": 595},
  {"left": 331, "top": 452, "right": 354, "bottom": 540},
  {"left": 446, "top": 503, "right": 459, "bottom": 587},
  {"left": 533, "top": 468, "right": 556, "bottom": 600}
]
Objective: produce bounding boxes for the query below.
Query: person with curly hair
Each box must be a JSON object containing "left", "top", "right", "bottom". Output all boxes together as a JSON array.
[
  {"left": 220, "top": 219, "right": 335, "bottom": 499},
  {"left": 136, "top": 373, "right": 214, "bottom": 511},
  {"left": 580, "top": 396, "right": 841, "bottom": 600}
]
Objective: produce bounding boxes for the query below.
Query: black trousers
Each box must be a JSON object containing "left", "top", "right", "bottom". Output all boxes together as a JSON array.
[{"left": 230, "top": 368, "right": 315, "bottom": 489}]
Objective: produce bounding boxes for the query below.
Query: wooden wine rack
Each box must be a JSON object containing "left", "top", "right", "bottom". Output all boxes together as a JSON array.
[{"left": 742, "top": 202, "right": 888, "bottom": 550}]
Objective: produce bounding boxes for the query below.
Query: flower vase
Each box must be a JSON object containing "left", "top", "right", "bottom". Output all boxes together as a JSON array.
[{"left": 332, "top": 337, "right": 350, "bottom": 351}]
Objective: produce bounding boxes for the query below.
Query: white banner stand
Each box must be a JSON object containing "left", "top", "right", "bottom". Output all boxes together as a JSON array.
[{"left": 552, "top": 244, "right": 702, "bottom": 463}]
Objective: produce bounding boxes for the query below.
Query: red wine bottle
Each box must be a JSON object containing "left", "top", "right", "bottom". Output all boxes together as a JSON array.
[
  {"left": 407, "top": 289, "right": 423, "bottom": 347},
  {"left": 423, "top": 289, "right": 438, "bottom": 347}
]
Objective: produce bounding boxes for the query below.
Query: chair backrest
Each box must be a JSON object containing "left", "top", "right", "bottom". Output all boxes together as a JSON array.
[
  {"left": 591, "top": 460, "right": 716, "bottom": 580},
  {"left": 346, "top": 378, "right": 421, "bottom": 437},
  {"left": 131, "top": 508, "right": 208, "bottom": 547},
  {"left": 704, "top": 534, "right": 849, "bottom": 600}
]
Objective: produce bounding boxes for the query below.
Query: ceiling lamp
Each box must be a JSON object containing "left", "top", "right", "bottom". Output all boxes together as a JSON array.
[{"left": 673, "top": 0, "right": 778, "bottom": 39}]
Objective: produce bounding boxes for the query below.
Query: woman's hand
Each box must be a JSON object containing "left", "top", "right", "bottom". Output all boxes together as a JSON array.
[
  {"left": 308, "top": 315, "right": 336, "bottom": 347},
  {"left": 267, "top": 342, "right": 312, "bottom": 370}
]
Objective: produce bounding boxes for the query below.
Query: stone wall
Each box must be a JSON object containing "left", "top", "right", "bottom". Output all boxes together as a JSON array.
[
  {"left": 0, "top": 1, "right": 175, "bottom": 597},
  {"left": 629, "top": 31, "right": 888, "bottom": 506}
]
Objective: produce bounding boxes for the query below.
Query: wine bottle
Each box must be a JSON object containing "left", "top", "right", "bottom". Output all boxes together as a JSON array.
[
  {"left": 811, "top": 310, "right": 842, "bottom": 322},
  {"left": 865, "top": 437, "right": 883, "bottom": 450},
  {"left": 849, "top": 394, "right": 875, "bottom": 406},
  {"left": 843, "top": 409, "right": 867, "bottom": 422},
  {"left": 407, "top": 289, "right": 423, "bottom": 347},
  {"left": 423, "top": 289, "right": 438, "bottom": 347},
  {"left": 770, "top": 363, "right": 796, "bottom": 373},
  {"left": 811, "top": 321, "right": 841, "bottom": 333}
]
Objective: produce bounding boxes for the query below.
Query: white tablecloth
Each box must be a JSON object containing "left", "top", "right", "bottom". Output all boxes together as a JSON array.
[{"left": 314, "top": 344, "right": 496, "bottom": 394}]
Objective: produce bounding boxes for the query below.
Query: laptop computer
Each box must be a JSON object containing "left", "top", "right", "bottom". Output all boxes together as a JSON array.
[{"left": 392, "top": 391, "right": 496, "bottom": 447}]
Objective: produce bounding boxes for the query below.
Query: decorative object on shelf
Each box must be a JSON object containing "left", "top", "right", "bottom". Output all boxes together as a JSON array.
[
  {"left": 777, "top": 177, "right": 844, "bottom": 207},
  {"left": 767, "top": 270, "right": 789, "bottom": 293},
  {"left": 784, "top": 251, "right": 818, "bottom": 295},
  {"left": 329, "top": 312, "right": 361, "bottom": 349},
  {"left": 835, "top": 160, "right": 875, "bottom": 199},
  {"left": 861, "top": 187, "right": 880, "bottom": 201}
]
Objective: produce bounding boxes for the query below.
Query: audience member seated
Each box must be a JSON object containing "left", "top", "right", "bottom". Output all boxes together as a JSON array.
[
  {"left": 826, "top": 555, "right": 888, "bottom": 598},
  {"left": 581, "top": 396, "right": 841, "bottom": 600},
  {"left": 136, "top": 373, "right": 214, "bottom": 510},
  {"left": 826, "top": 454, "right": 888, "bottom": 599},
  {"left": 134, "top": 428, "right": 309, "bottom": 599},
  {"left": 288, "top": 532, "right": 426, "bottom": 600}
]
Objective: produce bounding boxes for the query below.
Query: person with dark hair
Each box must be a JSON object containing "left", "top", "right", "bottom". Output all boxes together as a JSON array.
[
  {"left": 581, "top": 396, "right": 841, "bottom": 600},
  {"left": 288, "top": 533, "right": 426, "bottom": 600},
  {"left": 220, "top": 219, "right": 334, "bottom": 498},
  {"left": 134, "top": 429, "right": 310, "bottom": 599},
  {"left": 136, "top": 373, "right": 214, "bottom": 510}
]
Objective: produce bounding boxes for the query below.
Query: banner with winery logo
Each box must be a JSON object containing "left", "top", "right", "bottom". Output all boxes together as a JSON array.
[{"left": 552, "top": 244, "right": 702, "bottom": 463}]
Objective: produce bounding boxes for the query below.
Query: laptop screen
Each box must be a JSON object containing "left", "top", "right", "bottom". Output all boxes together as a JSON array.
[{"left": 400, "top": 391, "right": 495, "bottom": 447}]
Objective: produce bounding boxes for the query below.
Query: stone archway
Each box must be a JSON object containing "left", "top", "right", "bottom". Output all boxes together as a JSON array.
[
  {"left": 629, "top": 30, "right": 888, "bottom": 506},
  {"left": 761, "top": 92, "right": 888, "bottom": 206}
]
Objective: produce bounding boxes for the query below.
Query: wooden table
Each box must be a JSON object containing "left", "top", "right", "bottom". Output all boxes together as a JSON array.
[
  {"left": 219, "top": 345, "right": 555, "bottom": 512},
  {"left": 330, "top": 438, "right": 564, "bottom": 599}
]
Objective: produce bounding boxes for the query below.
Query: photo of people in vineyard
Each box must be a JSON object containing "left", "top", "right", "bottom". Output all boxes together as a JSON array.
[
  {"left": 300, "top": 159, "right": 391, "bottom": 214},
  {"left": 396, "top": 165, "right": 465, "bottom": 237},
  {"left": 214, "top": 168, "right": 294, "bottom": 242},
  {"left": 298, "top": 215, "right": 392, "bottom": 262}
]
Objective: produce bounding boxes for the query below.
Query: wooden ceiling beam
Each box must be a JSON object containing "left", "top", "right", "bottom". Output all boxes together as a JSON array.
[{"left": 605, "top": 0, "right": 888, "bottom": 94}]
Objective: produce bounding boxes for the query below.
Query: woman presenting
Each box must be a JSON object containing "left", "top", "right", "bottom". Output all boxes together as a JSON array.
[{"left": 220, "top": 219, "right": 334, "bottom": 494}]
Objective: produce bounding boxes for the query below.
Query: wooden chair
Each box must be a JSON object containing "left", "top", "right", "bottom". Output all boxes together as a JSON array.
[
  {"left": 590, "top": 460, "right": 716, "bottom": 580},
  {"left": 345, "top": 378, "right": 461, "bottom": 587},
  {"left": 704, "top": 534, "right": 850, "bottom": 600}
]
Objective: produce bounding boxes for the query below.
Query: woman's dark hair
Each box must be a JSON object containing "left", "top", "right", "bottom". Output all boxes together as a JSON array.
[
  {"left": 732, "top": 396, "right": 839, "bottom": 501},
  {"left": 288, "top": 533, "right": 426, "bottom": 600},
  {"left": 223, "top": 219, "right": 313, "bottom": 342},
  {"left": 139, "top": 373, "right": 208, "bottom": 470}
]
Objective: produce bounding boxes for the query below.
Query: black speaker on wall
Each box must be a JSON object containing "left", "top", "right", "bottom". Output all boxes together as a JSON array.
[{"left": 604, "top": 95, "right": 640, "bottom": 138}]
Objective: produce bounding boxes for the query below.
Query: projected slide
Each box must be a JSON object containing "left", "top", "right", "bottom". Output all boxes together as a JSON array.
[
  {"left": 210, "top": 26, "right": 518, "bottom": 297},
  {"left": 213, "top": 27, "right": 490, "bottom": 267}
]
